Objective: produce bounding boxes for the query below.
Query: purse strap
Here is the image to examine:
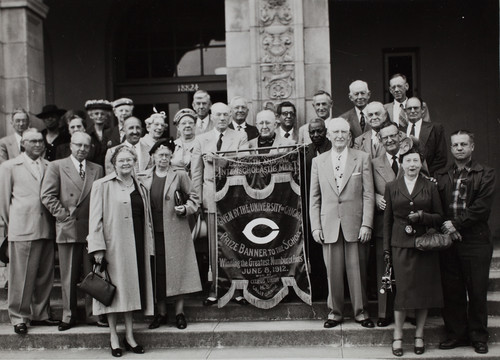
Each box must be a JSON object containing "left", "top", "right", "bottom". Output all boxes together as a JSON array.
[{"left": 93, "top": 264, "right": 113, "bottom": 283}]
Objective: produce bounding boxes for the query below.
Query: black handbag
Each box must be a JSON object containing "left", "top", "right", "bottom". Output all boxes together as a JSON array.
[
  {"left": 415, "top": 228, "right": 452, "bottom": 251},
  {"left": 77, "top": 265, "right": 116, "bottom": 306},
  {"left": 174, "top": 190, "right": 186, "bottom": 206}
]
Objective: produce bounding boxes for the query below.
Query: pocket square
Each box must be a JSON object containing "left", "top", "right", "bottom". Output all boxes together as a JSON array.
[{"left": 352, "top": 172, "right": 361, "bottom": 176}]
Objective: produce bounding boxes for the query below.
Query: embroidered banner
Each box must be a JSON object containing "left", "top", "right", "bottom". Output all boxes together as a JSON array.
[{"left": 215, "top": 149, "right": 311, "bottom": 308}]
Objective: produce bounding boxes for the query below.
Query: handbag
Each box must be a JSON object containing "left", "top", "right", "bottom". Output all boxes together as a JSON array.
[
  {"left": 174, "top": 190, "right": 186, "bottom": 206},
  {"left": 415, "top": 228, "right": 452, "bottom": 251},
  {"left": 77, "top": 265, "right": 116, "bottom": 306}
]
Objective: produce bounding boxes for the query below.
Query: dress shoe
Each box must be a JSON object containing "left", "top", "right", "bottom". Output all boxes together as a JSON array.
[
  {"left": 123, "top": 337, "right": 145, "bottom": 354},
  {"left": 30, "top": 318, "right": 60, "bottom": 326},
  {"left": 14, "top": 323, "right": 27, "bottom": 335},
  {"left": 356, "top": 318, "right": 375, "bottom": 328},
  {"left": 414, "top": 337, "right": 425, "bottom": 355},
  {"left": 472, "top": 341, "right": 488, "bottom": 354},
  {"left": 149, "top": 314, "right": 168, "bottom": 329},
  {"left": 176, "top": 313, "right": 187, "bottom": 329},
  {"left": 392, "top": 339, "right": 403, "bottom": 357},
  {"left": 58, "top": 321, "right": 74, "bottom": 331},
  {"left": 232, "top": 296, "right": 249, "bottom": 305},
  {"left": 203, "top": 297, "right": 217, "bottom": 306},
  {"left": 439, "top": 338, "right": 470, "bottom": 350},
  {"left": 323, "top": 319, "right": 342, "bottom": 328},
  {"left": 110, "top": 342, "right": 122, "bottom": 357},
  {"left": 376, "top": 317, "right": 392, "bottom": 327}
]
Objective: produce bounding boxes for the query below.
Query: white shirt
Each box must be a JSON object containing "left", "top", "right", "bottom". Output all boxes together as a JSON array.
[
  {"left": 23, "top": 153, "right": 42, "bottom": 180},
  {"left": 196, "top": 115, "right": 210, "bottom": 131},
  {"left": 407, "top": 119, "right": 423, "bottom": 139},
  {"left": 232, "top": 121, "right": 246, "bottom": 131},
  {"left": 370, "top": 129, "right": 379, "bottom": 146},
  {"left": 331, "top": 147, "right": 348, "bottom": 189},
  {"left": 404, "top": 176, "right": 417, "bottom": 195},
  {"left": 279, "top": 127, "right": 295, "bottom": 139},
  {"left": 214, "top": 128, "right": 227, "bottom": 149},
  {"left": 393, "top": 99, "right": 408, "bottom": 125},
  {"left": 385, "top": 151, "right": 400, "bottom": 167},
  {"left": 355, "top": 107, "right": 366, "bottom": 124},
  {"left": 70, "top": 155, "right": 86, "bottom": 174}
]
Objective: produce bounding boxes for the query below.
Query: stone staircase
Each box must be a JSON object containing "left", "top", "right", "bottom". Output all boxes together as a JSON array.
[{"left": 0, "top": 248, "right": 499, "bottom": 358}]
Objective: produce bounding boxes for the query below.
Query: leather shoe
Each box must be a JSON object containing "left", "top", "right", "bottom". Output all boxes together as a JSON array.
[
  {"left": 14, "top": 323, "right": 27, "bottom": 335},
  {"left": 323, "top": 319, "right": 341, "bottom": 328},
  {"left": 123, "top": 337, "right": 145, "bottom": 354},
  {"left": 414, "top": 337, "right": 425, "bottom": 355},
  {"left": 30, "top": 318, "right": 60, "bottom": 326},
  {"left": 58, "top": 321, "right": 74, "bottom": 331},
  {"left": 472, "top": 341, "right": 488, "bottom": 354},
  {"left": 392, "top": 339, "right": 403, "bottom": 357},
  {"left": 110, "top": 342, "right": 122, "bottom": 357},
  {"left": 356, "top": 318, "right": 375, "bottom": 328},
  {"left": 176, "top": 313, "right": 187, "bottom": 329},
  {"left": 376, "top": 317, "right": 392, "bottom": 327},
  {"left": 232, "top": 296, "right": 248, "bottom": 305},
  {"left": 203, "top": 297, "right": 217, "bottom": 306},
  {"left": 439, "top": 338, "right": 469, "bottom": 349},
  {"left": 149, "top": 314, "right": 167, "bottom": 329}
]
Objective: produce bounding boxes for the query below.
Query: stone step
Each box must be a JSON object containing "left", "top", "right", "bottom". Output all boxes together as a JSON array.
[
  {"left": 490, "top": 269, "right": 500, "bottom": 292},
  {"left": 0, "top": 317, "right": 499, "bottom": 351},
  {"left": 492, "top": 249, "right": 500, "bottom": 270}
]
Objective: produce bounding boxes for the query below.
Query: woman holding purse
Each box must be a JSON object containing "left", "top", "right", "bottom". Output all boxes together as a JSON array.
[
  {"left": 87, "top": 145, "right": 155, "bottom": 357},
  {"left": 137, "top": 138, "right": 202, "bottom": 330},
  {"left": 383, "top": 141, "right": 444, "bottom": 357}
]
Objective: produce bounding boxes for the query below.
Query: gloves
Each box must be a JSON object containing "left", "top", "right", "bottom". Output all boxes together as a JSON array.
[{"left": 407, "top": 210, "right": 423, "bottom": 224}]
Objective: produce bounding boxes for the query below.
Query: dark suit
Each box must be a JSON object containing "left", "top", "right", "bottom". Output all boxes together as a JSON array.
[
  {"left": 103, "top": 126, "right": 122, "bottom": 148},
  {"left": 41, "top": 157, "right": 104, "bottom": 324},
  {"left": 229, "top": 122, "right": 259, "bottom": 141},
  {"left": 436, "top": 161, "right": 495, "bottom": 343},
  {"left": 339, "top": 108, "right": 372, "bottom": 139}
]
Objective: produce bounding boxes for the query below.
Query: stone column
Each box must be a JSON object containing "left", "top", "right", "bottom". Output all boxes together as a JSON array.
[
  {"left": 225, "top": 0, "right": 331, "bottom": 127},
  {"left": 0, "top": 0, "right": 48, "bottom": 137}
]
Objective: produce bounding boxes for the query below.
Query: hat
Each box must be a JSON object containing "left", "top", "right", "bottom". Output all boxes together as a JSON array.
[
  {"left": 112, "top": 98, "right": 134, "bottom": 109},
  {"left": 85, "top": 99, "right": 112, "bottom": 111},
  {"left": 149, "top": 137, "right": 176, "bottom": 156},
  {"left": 36, "top": 104, "right": 66, "bottom": 119},
  {"left": 173, "top": 108, "right": 197, "bottom": 126}
]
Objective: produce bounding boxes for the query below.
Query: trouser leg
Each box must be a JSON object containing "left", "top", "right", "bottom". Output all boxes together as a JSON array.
[
  {"left": 31, "top": 239, "right": 54, "bottom": 321},
  {"left": 345, "top": 240, "right": 369, "bottom": 321},
  {"left": 323, "top": 241, "right": 345, "bottom": 321}
]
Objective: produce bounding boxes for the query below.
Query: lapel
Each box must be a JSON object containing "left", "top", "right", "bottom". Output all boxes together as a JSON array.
[
  {"left": 163, "top": 168, "right": 176, "bottom": 199},
  {"left": 375, "top": 155, "right": 396, "bottom": 183},
  {"left": 61, "top": 157, "right": 84, "bottom": 192},
  {"left": 221, "top": 129, "right": 236, "bottom": 152},
  {"left": 349, "top": 109, "right": 362, "bottom": 137},
  {"left": 79, "top": 162, "right": 96, "bottom": 204},
  {"left": 137, "top": 167, "right": 154, "bottom": 190},
  {"left": 339, "top": 148, "right": 357, "bottom": 194},
  {"left": 419, "top": 122, "right": 432, "bottom": 147},
  {"left": 386, "top": 103, "right": 394, "bottom": 121},
  {"left": 398, "top": 175, "right": 425, "bottom": 200},
  {"left": 20, "top": 155, "right": 41, "bottom": 181},
  {"left": 321, "top": 151, "right": 338, "bottom": 195}
]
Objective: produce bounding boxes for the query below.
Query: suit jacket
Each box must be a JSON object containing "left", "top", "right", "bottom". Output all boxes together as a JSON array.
[
  {"left": 195, "top": 115, "right": 215, "bottom": 136},
  {"left": 339, "top": 108, "right": 371, "bottom": 139},
  {"left": 0, "top": 154, "right": 54, "bottom": 241},
  {"left": 371, "top": 154, "right": 398, "bottom": 238},
  {"left": 104, "top": 141, "right": 152, "bottom": 175},
  {"left": 383, "top": 175, "right": 443, "bottom": 250},
  {"left": 103, "top": 126, "right": 122, "bottom": 148},
  {"left": 309, "top": 148, "right": 374, "bottom": 243},
  {"left": 0, "top": 134, "right": 20, "bottom": 164},
  {"left": 228, "top": 122, "right": 259, "bottom": 141},
  {"left": 354, "top": 130, "right": 385, "bottom": 159},
  {"left": 247, "top": 135, "right": 296, "bottom": 154},
  {"left": 191, "top": 128, "right": 248, "bottom": 212},
  {"left": 384, "top": 101, "right": 431, "bottom": 124},
  {"left": 407, "top": 121, "right": 447, "bottom": 176},
  {"left": 41, "top": 157, "right": 104, "bottom": 243}
]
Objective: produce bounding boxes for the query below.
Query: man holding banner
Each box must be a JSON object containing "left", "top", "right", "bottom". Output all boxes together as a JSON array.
[{"left": 309, "top": 117, "right": 375, "bottom": 328}]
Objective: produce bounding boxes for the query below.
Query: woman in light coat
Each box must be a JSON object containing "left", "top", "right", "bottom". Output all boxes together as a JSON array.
[
  {"left": 137, "top": 138, "right": 201, "bottom": 330},
  {"left": 88, "top": 145, "right": 155, "bottom": 357}
]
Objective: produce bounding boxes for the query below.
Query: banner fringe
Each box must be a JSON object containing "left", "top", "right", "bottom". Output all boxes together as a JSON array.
[{"left": 216, "top": 173, "right": 298, "bottom": 201}]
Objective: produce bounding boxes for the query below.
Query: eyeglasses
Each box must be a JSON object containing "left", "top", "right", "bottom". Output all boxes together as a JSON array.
[
  {"left": 281, "top": 111, "right": 295, "bottom": 117},
  {"left": 380, "top": 133, "right": 399, "bottom": 141}
]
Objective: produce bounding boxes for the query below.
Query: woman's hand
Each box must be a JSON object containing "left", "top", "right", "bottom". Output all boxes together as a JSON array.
[
  {"left": 174, "top": 205, "right": 187, "bottom": 216},
  {"left": 93, "top": 250, "right": 105, "bottom": 264},
  {"left": 383, "top": 250, "right": 392, "bottom": 265},
  {"left": 407, "top": 210, "right": 423, "bottom": 223}
]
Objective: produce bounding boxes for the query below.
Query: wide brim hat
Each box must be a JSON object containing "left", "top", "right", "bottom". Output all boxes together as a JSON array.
[{"left": 36, "top": 104, "right": 66, "bottom": 119}]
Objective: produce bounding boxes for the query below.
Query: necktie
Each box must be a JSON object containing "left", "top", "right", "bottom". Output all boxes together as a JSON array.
[
  {"left": 237, "top": 125, "right": 242, "bottom": 131},
  {"left": 334, "top": 154, "right": 343, "bottom": 190},
  {"left": 360, "top": 111, "right": 366, "bottom": 132},
  {"left": 399, "top": 104, "right": 408, "bottom": 128},
  {"left": 284, "top": 132, "right": 290, "bottom": 138},
  {"left": 410, "top": 123, "right": 416, "bottom": 137},
  {"left": 216, "top": 133, "right": 223, "bottom": 151},
  {"left": 79, "top": 163, "right": 85, "bottom": 180},
  {"left": 32, "top": 160, "right": 41, "bottom": 180},
  {"left": 391, "top": 155, "right": 399, "bottom": 175}
]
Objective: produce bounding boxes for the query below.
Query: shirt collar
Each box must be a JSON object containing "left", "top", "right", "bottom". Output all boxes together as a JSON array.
[
  {"left": 279, "top": 127, "right": 294, "bottom": 137},
  {"left": 70, "top": 154, "right": 86, "bottom": 170},
  {"left": 332, "top": 146, "right": 348, "bottom": 158},
  {"left": 22, "top": 152, "right": 39, "bottom": 164},
  {"left": 453, "top": 160, "right": 472, "bottom": 173},
  {"left": 395, "top": 98, "right": 408, "bottom": 108},
  {"left": 214, "top": 128, "right": 227, "bottom": 138},
  {"left": 385, "top": 151, "right": 400, "bottom": 163},
  {"left": 232, "top": 121, "right": 246, "bottom": 129}
]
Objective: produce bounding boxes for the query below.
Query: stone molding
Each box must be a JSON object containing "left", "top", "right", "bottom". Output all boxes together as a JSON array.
[{"left": 0, "top": 0, "right": 48, "bottom": 19}]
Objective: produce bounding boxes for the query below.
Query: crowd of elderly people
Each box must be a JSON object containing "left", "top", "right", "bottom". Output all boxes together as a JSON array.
[{"left": 0, "top": 76, "right": 495, "bottom": 357}]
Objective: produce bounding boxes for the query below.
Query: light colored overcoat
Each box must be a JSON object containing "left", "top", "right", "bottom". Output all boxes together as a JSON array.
[
  {"left": 137, "top": 167, "right": 202, "bottom": 297},
  {"left": 0, "top": 134, "right": 21, "bottom": 164},
  {"left": 87, "top": 173, "right": 155, "bottom": 315}
]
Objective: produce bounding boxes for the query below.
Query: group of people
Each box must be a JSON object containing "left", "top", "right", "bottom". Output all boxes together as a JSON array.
[{"left": 0, "top": 74, "right": 495, "bottom": 357}]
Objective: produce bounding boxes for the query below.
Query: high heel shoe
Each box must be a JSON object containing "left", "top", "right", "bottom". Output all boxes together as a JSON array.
[
  {"left": 392, "top": 338, "right": 403, "bottom": 357},
  {"left": 123, "top": 337, "right": 145, "bottom": 354},
  {"left": 149, "top": 314, "right": 167, "bottom": 329},
  {"left": 176, "top": 313, "right": 187, "bottom": 329},
  {"left": 414, "top": 337, "right": 425, "bottom": 355},
  {"left": 110, "top": 342, "right": 122, "bottom": 357}
]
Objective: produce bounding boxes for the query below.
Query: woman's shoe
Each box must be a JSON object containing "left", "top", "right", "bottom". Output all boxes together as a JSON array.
[
  {"left": 123, "top": 337, "right": 145, "bottom": 354},
  {"left": 110, "top": 342, "right": 122, "bottom": 357},
  {"left": 392, "top": 339, "right": 403, "bottom": 357},
  {"left": 414, "top": 337, "right": 425, "bottom": 355},
  {"left": 176, "top": 313, "right": 187, "bottom": 329},
  {"left": 148, "top": 314, "right": 167, "bottom": 329}
]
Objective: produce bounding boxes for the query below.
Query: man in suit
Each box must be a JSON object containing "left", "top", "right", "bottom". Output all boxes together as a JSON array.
[
  {"left": 104, "top": 98, "right": 134, "bottom": 147},
  {"left": 340, "top": 80, "right": 372, "bottom": 139},
  {"left": 276, "top": 101, "right": 298, "bottom": 143},
  {"left": 404, "top": 97, "right": 447, "bottom": 176},
  {"left": 104, "top": 117, "right": 152, "bottom": 175},
  {"left": 300, "top": 118, "right": 331, "bottom": 300},
  {"left": 371, "top": 121, "right": 403, "bottom": 327},
  {"left": 193, "top": 90, "right": 214, "bottom": 135},
  {"left": 41, "top": 132, "right": 104, "bottom": 331},
  {"left": 0, "top": 128, "right": 58, "bottom": 335},
  {"left": 309, "top": 117, "right": 375, "bottom": 328},
  {"left": 436, "top": 130, "right": 495, "bottom": 355},
  {"left": 384, "top": 73, "right": 430, "bottom": 128},
  {"left": 298, "top": 90, "right": 333, "bottom": 144},
  {"left": 191, "top": 102, "right": 248, "bottom": 305},
  {"left": 354, "top": 101, "right": 386, "bottom": 159},
  {"left": 248, "top": 110, "right": 295, "bottom": 153},
  {"left": 228, "top": 96, "right": 259, "bottom": 141},
  {"left": 0, "top": 108, "right": 30, "bottom": 164}
]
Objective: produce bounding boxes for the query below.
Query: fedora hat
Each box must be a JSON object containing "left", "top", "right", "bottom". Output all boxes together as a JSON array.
[{"left": 36, "top": 104, "right": 66, "bottom": 119}]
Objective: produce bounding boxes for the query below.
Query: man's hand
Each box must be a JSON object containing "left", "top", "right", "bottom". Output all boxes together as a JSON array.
[
  {"left": 375, "top": 193, "right": 386, "bottom": 211},
  {"left": 450, "top": 231, "right": 463, "bottom": 242},
  {"left": 203, "top": 152, "right": 214, "bottom": 163},
  {"left": 312, "top": 229, "right": 324, "bottom": 244},
  {"left": 358, "top": 226, "right": 372, "bottom": 243},
  {"left": 441, "top": 220, "right": 457, "bottom": 234}
]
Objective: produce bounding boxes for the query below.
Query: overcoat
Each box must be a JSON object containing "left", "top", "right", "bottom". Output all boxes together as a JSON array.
[{"left": 87, "top": 173, "right": 155, "bottom": 315}]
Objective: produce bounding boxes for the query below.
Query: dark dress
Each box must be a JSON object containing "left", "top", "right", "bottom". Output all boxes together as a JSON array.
[
  {"left": 130, "top": 187, "right": 146, "bottom": 308},
  {"left": 150, "top": 172, "right": 168, "bottom": 300},
  {"left": 383, "top": 175, "right": 444, "bottom": 310}
]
